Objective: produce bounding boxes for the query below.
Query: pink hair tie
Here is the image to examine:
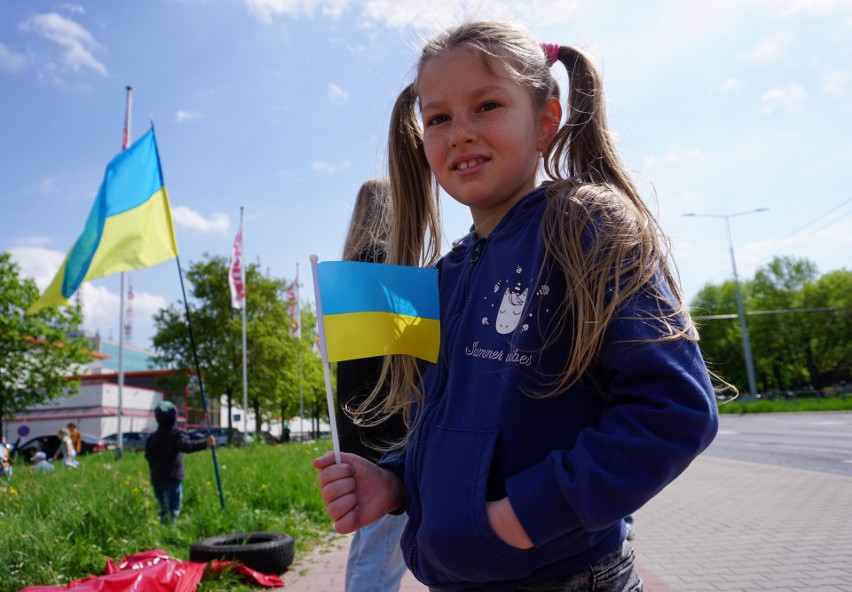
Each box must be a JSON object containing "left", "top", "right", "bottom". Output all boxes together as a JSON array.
[{"left": 541, "top": 43, "right": 560, "bottom": 67}]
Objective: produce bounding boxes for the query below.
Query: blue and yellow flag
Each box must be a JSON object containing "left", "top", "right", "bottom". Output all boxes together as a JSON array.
[
  {"left": 28, "top": 128, "right": 178, "bottom": 314},
  {"left": 316, "top": 260, "right": 440, "bottom": 363}
]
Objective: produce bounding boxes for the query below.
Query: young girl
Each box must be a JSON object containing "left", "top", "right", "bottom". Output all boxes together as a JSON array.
[
  {"left": 315, "top": 21, "right": 719, "bottom": 592},
  {"left": 55, "top": 428, "right": 80, "bottom": 468}
]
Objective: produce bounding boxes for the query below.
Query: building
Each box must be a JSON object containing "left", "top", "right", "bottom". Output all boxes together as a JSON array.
[{"left": 3, "top": 334, "right": 220, "bottom": 444}]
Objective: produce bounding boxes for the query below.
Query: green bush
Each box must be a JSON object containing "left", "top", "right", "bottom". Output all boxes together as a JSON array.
[
  {"left": 0, "top": 440, "right": 334, "bottom": 592},
  {"left": 718, "top": 396, "right": 852, "bottom": 414}
]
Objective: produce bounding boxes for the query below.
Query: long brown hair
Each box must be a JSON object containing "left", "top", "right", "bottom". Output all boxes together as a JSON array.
[
  {"left": 370, "top": 21, "right": 701, "bottom": 440},
  {"left": 342, "top": 178, "right": 393, "bottom": 262}
]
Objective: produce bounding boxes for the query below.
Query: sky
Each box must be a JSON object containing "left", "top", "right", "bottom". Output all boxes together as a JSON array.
[{"left": 2, "top": 0, "right": 851, "bottom": 351}]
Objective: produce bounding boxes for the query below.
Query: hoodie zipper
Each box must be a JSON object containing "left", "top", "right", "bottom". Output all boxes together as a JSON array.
[{"left": 406, "top": 237, "right": 486, "bottom": 569}]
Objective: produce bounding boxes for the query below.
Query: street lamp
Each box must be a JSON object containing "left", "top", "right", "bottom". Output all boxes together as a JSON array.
[{"left": 683, "top": 208, "right": 769, "bottom": 398}]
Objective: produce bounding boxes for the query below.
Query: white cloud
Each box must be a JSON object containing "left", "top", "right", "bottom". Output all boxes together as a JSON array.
[
  {"left": 171, "top": 206, "right": 230, "bottom": 233},
  {"left": 78, "top": 282, "right": 120, "bottom": 335},
  {"left": 821, "top": 69, "right": 852, "bottom": 96},
  {"left": 128, "top": 290, "right": 168, "bottom": 322},
  {"left": 761, "top": 82, "right": 807, "bottom": 114},
  {"left": 60, "top": 3, "right": 86, "bottom": 15},
  {"left": 19, "top": 12, "right": 107, "bottom": 76},
  {"left": 9, "top": 245, "right": 169, "bottom": 346},
  {"left": 245, "top": 0, "right": 585, "bottom": 30},
  {"left": 327, "top": 82, "right": 349, "bottom": 104},
  {"left": 245, "top": 0, "right": 352, "bottom": 23},
  {"left": 9, "top": 246, "right": 116, "bottom": 336},
  {"left": 776, "top": 0, "right": 852, "bottom": 17},
  {"left": 0, "top": 42, "right": 29, "bottom": 72},
  {"left": 719, "top": 77, "right": 740, "bottom": 93},
  {"left": 174, "top": 110, "right": 203, "bottom": 123},
  {"left": 739, "top": 32, "right": 792, "bottom": 65},
  {"left": 9, "top": 246, "right": 66, "bottom": 290},
  {"left": 312, "top": 160, "right": 351, "bottom": 174},
  {"left": 26, "top": 176, "right": 65, "bottom": 196}
]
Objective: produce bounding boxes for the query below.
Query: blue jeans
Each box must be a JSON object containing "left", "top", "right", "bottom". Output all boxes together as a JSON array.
[
  {"left": 430, "top": 541, "right": 641, "bottom": 592},
  {"left": 346, "top": 513, "right": 408, "bottom": 592},
  {"left": 153, "top": 482, "right": 182, "bottom": 525}
]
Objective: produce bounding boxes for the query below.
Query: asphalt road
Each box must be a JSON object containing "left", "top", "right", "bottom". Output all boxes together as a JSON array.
[{"left": 705, "top": 410, "right": 852, "bottom": 477}]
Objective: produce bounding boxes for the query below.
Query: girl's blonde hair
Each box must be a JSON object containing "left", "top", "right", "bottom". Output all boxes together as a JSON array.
[
  {"left": 371, "top": 21, "right": 699, "bottom": 440},
  {"left": 342, "top": 179, "right": 393, "bottom": 262}
]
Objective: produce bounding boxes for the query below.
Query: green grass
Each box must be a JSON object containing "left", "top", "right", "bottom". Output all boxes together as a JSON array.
[
  {"left": 4, "top": 397, "right": 849, "bottom": 590},
  {"left": 0, "top": 440, "right": 335, "bottom": 592},
  {"left": 718, "top": 395, "right": 852, "bottom": 414}
]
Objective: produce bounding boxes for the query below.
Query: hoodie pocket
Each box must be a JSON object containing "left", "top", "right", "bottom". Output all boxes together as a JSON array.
[{"left": 409, "top": 424, "right": 532, "bottom": 584}]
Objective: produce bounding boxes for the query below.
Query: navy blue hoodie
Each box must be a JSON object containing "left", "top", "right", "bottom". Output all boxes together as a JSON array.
[{"left": 381, "top": 186, "right": 718, "bottom": 590}]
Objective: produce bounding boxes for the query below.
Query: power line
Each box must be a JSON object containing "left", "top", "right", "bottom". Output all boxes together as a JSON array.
[
  {"left": 681, "top": 197, "right": 852, "bottom": 295},
  {"left": 692, "top": 306, "right": 850, "bottom": 321},
  {"left": 751, "top": 197, "right": 852, "bottom": 267}
]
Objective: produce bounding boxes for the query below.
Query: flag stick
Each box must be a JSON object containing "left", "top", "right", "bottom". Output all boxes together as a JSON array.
[
  {"left": 309, "top": 254, "right": 341, "bottom": 464},
  {"left": 176, "top": 255, "right": 226, "bottom": 509}
]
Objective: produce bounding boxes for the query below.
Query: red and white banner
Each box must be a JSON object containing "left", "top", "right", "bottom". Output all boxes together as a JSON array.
[
  {"left": 228, "top": 221, "right": 245, "bottom": 309},
  {"left": 286, "top": 275, "right": 300, "bottom": 338}
]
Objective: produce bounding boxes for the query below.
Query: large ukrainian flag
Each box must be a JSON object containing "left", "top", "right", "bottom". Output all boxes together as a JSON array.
[
  {"left": 316, "top": 260, "right": 440, "bottom": 363},
  {"left": 28, "top": 128, "right": 178, "bottom": 314}
]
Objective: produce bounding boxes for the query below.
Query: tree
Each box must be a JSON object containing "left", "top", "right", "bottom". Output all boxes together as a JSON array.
[
  {"left": 151, "top": 255, "right": 321, "bottom": 438},
  {"left": 691, "top": 256, "right": 851, "bottom": 395},
  {"left": 749, "top": 257, "right": 819, "bottom": 391},
  {"left": 0, "top": 252, "right": 92, "bottom": 436},
  {"left": 797, "top": 269, "right": 852, "bottom": 387},
  {"left": 691, "top": 280, "right": 753, "bottom": 393}
]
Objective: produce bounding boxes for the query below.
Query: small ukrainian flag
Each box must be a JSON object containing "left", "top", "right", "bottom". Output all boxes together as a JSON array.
[{"left": 315, "top": 260, "right": 440, "bottom": 363}]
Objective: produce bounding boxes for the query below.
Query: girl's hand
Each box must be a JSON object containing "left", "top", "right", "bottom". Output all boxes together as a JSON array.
[
  {"left": 486, "top": 497, "right": 534, "bottom": 549},
  {"left": 313, "top": 451, "right": 404, "bottom": 534}
]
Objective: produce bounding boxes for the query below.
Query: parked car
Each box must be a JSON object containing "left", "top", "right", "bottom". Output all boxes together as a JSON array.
[
  {"left": 13, "top": 432, "right": 107, "bottom": 462},
  {"left": 188, "top": 427, "right": 245, "bottom": 447},
  {"left": 102, "top": 431, "right": 152, "bottom": 452}
]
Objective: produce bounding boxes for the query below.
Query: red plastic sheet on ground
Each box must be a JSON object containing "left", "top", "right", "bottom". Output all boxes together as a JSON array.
[{"left": 19, "top": 548, "right": 284, "bottom": 592}]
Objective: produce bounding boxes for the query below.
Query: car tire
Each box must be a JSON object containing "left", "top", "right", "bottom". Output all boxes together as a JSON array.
[{"left": 189, "top": 531, "right": 295, "bottom": 574}]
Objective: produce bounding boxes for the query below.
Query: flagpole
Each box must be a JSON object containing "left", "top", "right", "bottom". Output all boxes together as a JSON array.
[
  {"left": 239, "top": 207, "right": 248, "bottom": 437},
  {"left": 296, "top": 263, "right": 304, "bottom": 441},
  {"left": 309, "top": 255, "right": 341, "bottom": 464},
  {"left": 116, "top": 85, "right": 132, "bottom": 460},
  {"left": 177, "top": 255, "right": 226, "bottom": 509}
]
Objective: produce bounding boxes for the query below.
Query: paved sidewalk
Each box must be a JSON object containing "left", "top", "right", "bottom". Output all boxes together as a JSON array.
[{"left": 277, "top": 455, "right": 852, "bottom": 591}]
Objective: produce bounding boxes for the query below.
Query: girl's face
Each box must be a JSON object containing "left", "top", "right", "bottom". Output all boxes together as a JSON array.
[{"left": 418, "top": 48, "right": 559, "bottom": 236}]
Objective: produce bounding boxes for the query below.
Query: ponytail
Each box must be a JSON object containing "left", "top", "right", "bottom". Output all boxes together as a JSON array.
[
  {"left": 543, "top": 46, "right": 637, "bottom": 203},
  {"left": 537, "top": 44, "right": 697, "bottom": 396},
  {"left": 387, "top": 83, "right": 441, "bottom": 268},
  {"left": 357, "top": 84, "right": 443, "bottom": 444}
]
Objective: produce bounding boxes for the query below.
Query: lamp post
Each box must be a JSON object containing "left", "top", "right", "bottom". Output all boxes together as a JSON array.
[{"left": 683, "top": 208, "right": 768, "bottom": 398}]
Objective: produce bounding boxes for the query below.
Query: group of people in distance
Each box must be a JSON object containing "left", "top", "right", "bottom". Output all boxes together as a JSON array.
[
  {"left": 23, "top": 422, "right": 82, "bottom": 473},
  {"left": 315, "top": 19, "right": 721, "bottom": 592}
]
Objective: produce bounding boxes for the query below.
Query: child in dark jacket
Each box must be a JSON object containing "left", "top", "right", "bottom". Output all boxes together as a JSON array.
[
  {"left": 144, "top": 401, "right": 214, "bottom": 525},
  {"left": 314, "top": 21, "right": 720, "bottom": 592}
]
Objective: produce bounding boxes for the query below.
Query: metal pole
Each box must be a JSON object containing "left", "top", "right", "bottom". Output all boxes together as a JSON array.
[
  {"left": 116, "top": 85, "right": 132, "bottom": 459},
  {"left": 724, "top": 217, "right": 758, "bottom": 398},
  {"left": 683, "top": 208, "right": 768, "bottom": 398}
]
